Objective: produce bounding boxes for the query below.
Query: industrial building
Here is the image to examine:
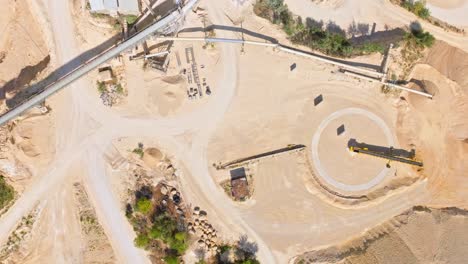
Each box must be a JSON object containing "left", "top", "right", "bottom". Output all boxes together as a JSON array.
[{"left": 88, "top": 0, "right": 140, "bottom": 15}]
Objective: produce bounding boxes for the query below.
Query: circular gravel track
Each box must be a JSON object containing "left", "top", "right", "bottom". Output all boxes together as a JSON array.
[{"left": 311, "top": 108, "right": 395, "bottom": 192}]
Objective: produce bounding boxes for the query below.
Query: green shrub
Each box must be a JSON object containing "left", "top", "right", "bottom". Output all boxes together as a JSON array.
[
  {"left": 169, "top": 236, "right": 188, "bottom": 254},
  {"left": 358, "top": 42, "right": 385, "bottom": 54},
  {"left": 132, "top": 147, "right": 144, "bottom": 158},
  {"left": 412, "top": 31, "right": 435, "bottom": 47},
  {"left": 151, "top": 214, "right": 177, "bottom": 241},
  {"left": 134, "top": 233, "right": 150, "bottom": 248},
  {"left": 168, "top": 232, "right": 188, "bottom": 254},
  {"left": 255, "top": 0, "right": 388, "bottom": 57},
  {"left": 403, "top": 0, "right": 431, "bottom": 19},
  {"left": 0, "top": 176, "right": 14, "bottom": 209},
  {"left": 116, "top": 83, "right": 124, "bottom": 94},
  {"left": 136, "top": 198, "right": 152, "bottom": 214},
  {"left": 174, "top": 232, "right": 186, "bottom": 241},
  {"left": 164, "top": 256, "right": 179, "bottom": 264},
  {"left": 407, "top": 24, "right": 435, "bottom": 48},
  {"left": 97, "top": 81, "right": 106, "bottom": 94},
  {"left": 124, "top": 15, "right": 138, "bottom": 25},
  {"left": 241, "top": 259, "right": 261, "bottom": 264}
]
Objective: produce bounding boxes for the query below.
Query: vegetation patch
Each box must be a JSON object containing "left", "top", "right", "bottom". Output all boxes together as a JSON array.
[
  {"left": 406, "top": 22, "right": 435, "bottom": 48},
  {"left": 253, "top": 0, "right": 397, "bottom": 57},
  {"left": 390, "top": 0, "right": 465, "bottom": 33},
  {"left": 132, "top": 143, "right": 145, "bottom": 158},
  {"left": 213, "top": 236, "right": 260, "bottom": 264},
  {"left": 399, "top": 22, "right": 434, "bottom": 78},
  {"left": 127, "top": 184, "right": 189, "bottom": 263},
  {"left": 97, "top": 81, "right": 107, "bottom": 94},
  {"left": 401, "top": 0, "right": 430, "bottom": 19},
  {"left": 124, "top": 15, "right": 138, "bottom": 25},
  {"left": 0, "top": 176, "right": 15, "bottom": 210}
]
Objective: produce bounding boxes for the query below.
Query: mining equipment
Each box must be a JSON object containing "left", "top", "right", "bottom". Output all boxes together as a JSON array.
[{"left": 349, "top": 142, "right": 423, "bottom": 168}]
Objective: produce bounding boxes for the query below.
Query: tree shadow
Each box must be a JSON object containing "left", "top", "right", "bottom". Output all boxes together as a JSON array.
[
  {"left": 350, "top": 28, "right": 406, "bottom": 46},
  {"left": 326, "top": 20, "right": 346, "bottom": 36},
  {"left": 408, "top": 78, "right": 429, "bottom": 93},
  {"left": 182, "top": 23, "right": 381, "bottom": 71},
  {"left": 236, "top": 234, "right": 258, "bottom": 258},
  {"left": 279, "top": 43, "right": 381, "bottom": 70},
  {"left": 305, "top": 17, "right": 324, "bottom": 30},
  {"left": 179, "top": 24, "right": 279, "bottom": 44},
  {"left": 194, "top": 247, "right": 206, "bottom": 261}
]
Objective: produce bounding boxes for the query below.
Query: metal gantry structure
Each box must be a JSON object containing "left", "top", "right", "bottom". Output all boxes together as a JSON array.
[
  {"left": 0, "top": 0, "right": 199, "bottom": 126},
  {"left": 0, "top": 0, "right": 433, "bottom": 126}
]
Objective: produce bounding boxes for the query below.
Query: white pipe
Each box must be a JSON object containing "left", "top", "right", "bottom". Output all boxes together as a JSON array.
[
  {"left": 157, "top": 36, "right": 383, "bottom": 77},
  {"left": 144, "top": 50, "right": 170, "bottom": 59},
  {"left": 278, "top": 46, "right": 383, "bottom": 77},
  {"left": 344, "top": 71, "right": 433, "bottom": 98},
  {"left": 385, "top": 82, "right": 433, "bottom": 98},
  {"left": 343, "top": 71, "right": 381, "bottom": 82},
  {"left": 156, "top": 36, "right": 432, "bottom": 98}
]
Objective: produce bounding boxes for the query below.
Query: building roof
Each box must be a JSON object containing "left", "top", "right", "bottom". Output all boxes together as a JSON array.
[
  {"left": 89, "top": 0, "right": 139, "bottom": 15},
  {"left": 230, "top": 167, "right": 247, "bottom": 181},
  {"left": 98, "top": 68, "right": 113, "bottom": 82},
  {"left": 231, "top": 178, "right": 249, "bottom": 201},
  {"left": 118, "top": 0, "right": 140, "bottom": 14},
  {"left": 230, "top": 167, "right": 249, "bottom": 200}
]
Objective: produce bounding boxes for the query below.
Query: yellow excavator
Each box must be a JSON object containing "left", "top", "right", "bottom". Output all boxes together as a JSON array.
[{"left": 348, "top": 140, "right": 423, "bottom": 168}]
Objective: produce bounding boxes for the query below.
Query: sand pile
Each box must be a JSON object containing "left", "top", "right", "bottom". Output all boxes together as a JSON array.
[
  {"left": 148, "top": 74, "right": 186, "bottom": 116},
  {"left": 396, "top": 43, "right": 468, "bottom": 206},
  {"left": 142, "top": 147, "right": 164, "bottom": 169},
  {"left": 295, "top": 206, "right": 468, "bottom": 264},
  {"left": 12, "top": 116, "right": 56, "bottom": 160},
  {"left": 424, "top": 41, "right": 468, "bottom": 89}
]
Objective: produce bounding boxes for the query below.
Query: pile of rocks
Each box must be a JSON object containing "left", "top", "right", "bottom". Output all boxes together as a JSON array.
[
  {"left": 187, "top": 206, "right": 218, "bottom": 253},
  {"left": 100, "top": 84, "right": 122, "bottom": 107},
  {"left": 160, "top": 185, "right": 186, "bottom": 221}
]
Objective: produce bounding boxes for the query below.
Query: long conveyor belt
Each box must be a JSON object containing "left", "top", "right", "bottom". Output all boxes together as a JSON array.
[{"left": 351, "top": 147, "right": 423, "bottom": 167}]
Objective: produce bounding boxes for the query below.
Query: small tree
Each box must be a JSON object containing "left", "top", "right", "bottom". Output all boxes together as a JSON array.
[
  {"left": 163, "top": 256, "right": 179, "bottom": 264},
  {"left": 136, "top": 198, "right": 152, "bottom": 214},
  {"left": 134, "top": 233, "right": 150, "bottom": 248},
  {"left": 97, "top": 81, "right": 107, "bottom": 94},
  {"left": 0, "top": 176, "right": 14, "bottom": 209},
  {"left": 124, "top": 15, "right": 138, "bottom": 25}
]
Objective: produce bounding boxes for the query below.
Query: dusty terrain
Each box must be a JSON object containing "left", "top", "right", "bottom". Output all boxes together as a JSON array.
[
  {"left": 284, "top": 0, "right": 468, "bottom": 49},
  {"left": 0, "top": 0, "right": 51, "bottom": 106},
  {"left": 426, "top": 0, "right": 468, "bottom": 27},
  {"left": 296, "top": 206, "right": 468, "bottom": 264},
  {"left": 0, "top": 0, "right": 56, "bottom": 194},
  {"left": 0, "top": 0, "right": 466, "bottom": 263}
]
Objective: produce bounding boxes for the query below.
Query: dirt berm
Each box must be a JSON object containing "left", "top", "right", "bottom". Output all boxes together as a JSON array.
[{"left": 295, "top": 206, "right": 468, "bottom": 264}]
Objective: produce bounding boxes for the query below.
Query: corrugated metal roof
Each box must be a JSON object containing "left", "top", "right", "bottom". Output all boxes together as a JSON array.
[
  {"left": 89, "top": 0, "right": 105, "bottom": 11},
  {"left": 89, "top": 0, "right": 139, "bottom": 14},
  {"left": 118, "top": 0, "right": 139, "bottom": 14},
  {"left": 104, "top": 0, "right": 118, "bottom": 10}
]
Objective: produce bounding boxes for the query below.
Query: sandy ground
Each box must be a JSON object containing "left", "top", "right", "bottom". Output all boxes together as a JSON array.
[
  {"left": 426, "top": 0, "right": 468, "bottom": 27},
  {"left": 296, "top": 207, "right": 468, "bottom": 263},
  {"left": 206, "top": 39, "right": 429, "bottom": 260},
  {"left": 0, "top": 0, "right": 51, "bottom": 104},
  {"left": 0, "top": 169, "right": 115, "bottom": 264},
  {"left": 284, "top": 0, "right": 468, "bottom": 48},
  {"left": 399, "top": 53, "right": 468, "bottom": 207},
  {"left": 0, "top": 0, "right": 466, "bottom": 263},
  {"left": 0, "top": 0, "right": 56, "bottom": 195}
]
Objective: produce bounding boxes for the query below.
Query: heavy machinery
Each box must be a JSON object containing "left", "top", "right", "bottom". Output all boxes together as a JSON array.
[{"left": 348, "top": 140, "right": 423, "bottom": 168}]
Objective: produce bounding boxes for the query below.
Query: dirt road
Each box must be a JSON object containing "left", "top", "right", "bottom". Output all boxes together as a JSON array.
[{"left": 0, "top": 0, "right": 446, "bottom": 262}]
